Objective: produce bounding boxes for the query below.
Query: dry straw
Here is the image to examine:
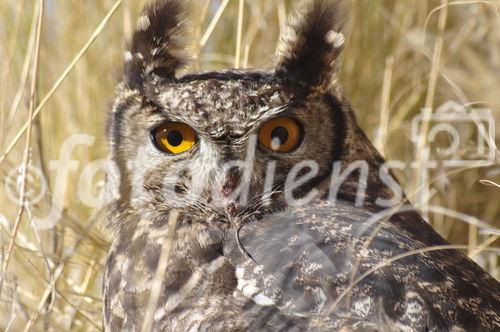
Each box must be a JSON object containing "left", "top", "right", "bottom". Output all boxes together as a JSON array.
[{"left": 0, "top": 0, "right": 498, "bottom": 330}]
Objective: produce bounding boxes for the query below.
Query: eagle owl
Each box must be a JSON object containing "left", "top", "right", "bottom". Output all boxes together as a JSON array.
[{"left": 103, "top": 0, "right": 500, "bottom": 331}]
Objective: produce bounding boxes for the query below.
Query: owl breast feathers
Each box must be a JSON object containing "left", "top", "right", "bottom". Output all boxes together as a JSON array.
[{"left": 103, "top": 0, "right": 500, "bottom": 331}]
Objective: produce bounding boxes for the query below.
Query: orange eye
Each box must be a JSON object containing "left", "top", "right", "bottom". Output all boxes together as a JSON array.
[
  {"left": 258, "top": 117, "right": 302, "bottom": 153},
  {"left": 152, "top": 122, "right": 197, "bottom": 155}
]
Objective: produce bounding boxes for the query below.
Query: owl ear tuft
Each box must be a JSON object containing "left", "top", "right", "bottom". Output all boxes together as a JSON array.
[
  {"left": 275, "top": 0, "right": 349, "bottom": 91},
  {"left": 124, "top": 0, "right": 194, "bottom": 88}
]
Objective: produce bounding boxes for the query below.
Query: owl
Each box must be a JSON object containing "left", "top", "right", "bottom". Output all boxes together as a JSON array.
[{"left": 103, "top": 0, "right": 500, "bottom": 331}]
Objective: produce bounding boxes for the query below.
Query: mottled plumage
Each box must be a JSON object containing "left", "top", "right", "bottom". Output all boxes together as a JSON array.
[{"left": 103, "top": 0, "right": 500, "bottom": 331}]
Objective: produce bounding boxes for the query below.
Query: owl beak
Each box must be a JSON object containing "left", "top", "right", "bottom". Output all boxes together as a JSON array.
[
  {"left": 220, "top": 167, "right": 243, "bottom": 218},
  {"left": 220, "top": 167, "right": 242, "bottom": 198}
]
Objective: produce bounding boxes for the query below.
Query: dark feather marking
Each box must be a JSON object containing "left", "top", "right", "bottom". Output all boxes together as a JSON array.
[
  {"left": 275, "top": 0, "right": 349, "bottom": 89},
  {"left": 125, "top": 0, "right": 192, "bottom": 88}
]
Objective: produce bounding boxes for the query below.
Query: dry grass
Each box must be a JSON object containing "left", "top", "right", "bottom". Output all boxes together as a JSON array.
[{"left": 0, "top": 0, "right": 499, "bottom": 330}]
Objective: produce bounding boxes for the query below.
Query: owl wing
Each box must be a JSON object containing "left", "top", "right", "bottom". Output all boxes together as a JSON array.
[{"left": 223, "top": 200, "right": 500, "bottom": 331}]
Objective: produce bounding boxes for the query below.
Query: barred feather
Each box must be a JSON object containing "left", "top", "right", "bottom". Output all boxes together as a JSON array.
[
  {"left": 124, "top": 0, "right": 193, "bottom": 88},
  {"left": 275, "top": 0, "right": 349, "bottom": 90}
]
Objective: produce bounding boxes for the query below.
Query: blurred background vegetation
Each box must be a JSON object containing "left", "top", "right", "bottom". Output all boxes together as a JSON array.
[{"left": 0, "top": 0, "right": 499, "bottom": 330}]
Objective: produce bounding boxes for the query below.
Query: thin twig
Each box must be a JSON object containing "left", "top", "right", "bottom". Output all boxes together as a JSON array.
[
  {"left": 240, "top": 0, "right": 274, "bottom": 69},
  {"left": 199, "top": 0, "right": 213, "bottom": 25},
  {"left": 242, "top": 44, "right": 250, "bottom": 69},
  {"left": 277, "top": 0, "right": 287, "bottom": 33},
  {"left": 412, "top": 0, "right": 450, "bottom": 193},
  {"left": 200, "top": 0, "right": 230, "bottom": 47},
  {"left": 375, "top": 56, "right": 394, "bottom": 155},
  {"left": 0, "top": 0, "right": 124, "bottom": 166},
  {"left": 0, "top": 0, "right": 26, "bottom": 140},
  {"left": 22, "top": 214, "right": 102, "bottom": 331},
  {"left": 235, "top": 0, "right": 245, "bottom": 69},
  {"left": 330, "top": 245, "right": 499, "bottom": 313},
  {"left": 424, "top": 0, "right": 498, "bottom": 41},
  {"left": 123, "top": 0, "right": 132, "bottom": 39},
  {"left": 378, "top": 2, "right": 499, "bottom": 153},
  {"left": 479, "top": 180, "right": 500, "bottom": 189},
  {"left": 23, "top": 262, "right": 65, "bottom": 332},
  {"left": 470, "top": 235, "right": 499, "bottom": 258},
  {"left": 140, "top": 210, "right": 179, "bottom": 332},
  {"left": 5, "top": 1, "right": 38, "bottom": 132},
  {"left": 1, "top": 0, "right": 44, "bottom": 295}
]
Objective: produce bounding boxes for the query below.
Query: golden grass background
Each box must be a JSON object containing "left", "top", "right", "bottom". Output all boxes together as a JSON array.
[{"left": 0, "top": 0, "right": 499, "bottom": 330}]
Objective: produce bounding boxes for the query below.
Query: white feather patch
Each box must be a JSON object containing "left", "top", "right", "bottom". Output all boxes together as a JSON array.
[
  {"left": 326, "top": 30, "right": 345, "bottom": 48},
  {"left": 137, "top": 14, "right": 151, "bottom": 31},
  {"left": 253, "top": 293, "right": 275, "bottom": 306},
  {"left": 123, "top": 51, "right": 133, "bottom": 62}
]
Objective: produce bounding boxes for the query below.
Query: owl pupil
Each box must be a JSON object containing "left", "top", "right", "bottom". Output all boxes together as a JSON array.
[
  {"left": 271, "top": 126, "right": 289, "bottom": 145},
  {"left": 167, "top": 130, "right": 183, "bottom": 147}
]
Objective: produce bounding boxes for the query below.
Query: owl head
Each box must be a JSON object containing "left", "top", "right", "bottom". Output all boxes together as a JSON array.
[{"left": 106, "top": 0, "right": 386, "bottom": 226}]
